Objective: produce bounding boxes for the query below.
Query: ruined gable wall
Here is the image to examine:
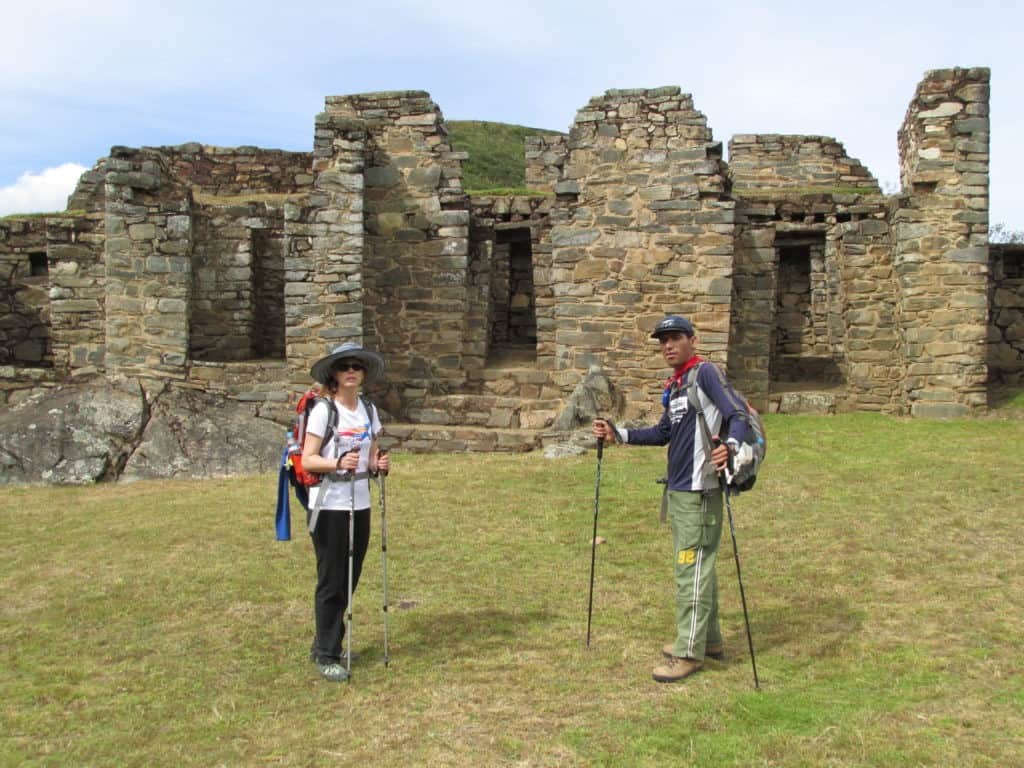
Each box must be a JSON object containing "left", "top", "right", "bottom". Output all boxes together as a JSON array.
[
  {"left": 894, "top": 67, "right": 990, "bottom": 416},
  {"left": 550, "top": 87, "right": 734, "bottom": 418},
  {"left": 324, "top": 92, "right": 470, "bottom": 407}
]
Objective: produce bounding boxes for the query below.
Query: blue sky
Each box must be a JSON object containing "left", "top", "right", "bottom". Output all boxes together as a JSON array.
[{"left": 2, "top": 0, "right": 1021, "bottom": 228}]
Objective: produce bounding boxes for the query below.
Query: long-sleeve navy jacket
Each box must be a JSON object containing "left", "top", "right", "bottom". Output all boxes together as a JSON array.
[{"left": 626, "top": 361, "right": 749, "bottom": 492}]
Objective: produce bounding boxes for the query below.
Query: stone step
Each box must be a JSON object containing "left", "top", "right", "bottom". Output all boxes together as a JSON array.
[
  {"left": 405, "top": 393, "right": 563, "bottom": 429},
  {"left": 472, "top": 367, "right": 561, "bottom": 399},
  {"left": 379, "top": 423, "right": 542, "bottom": 453},
  {"left": 767, "top": 389, "right": 839, "bottom": 415}
]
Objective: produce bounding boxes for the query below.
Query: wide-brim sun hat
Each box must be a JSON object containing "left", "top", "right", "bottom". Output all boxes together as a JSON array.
[{"left": 310, "top": 342, "right": 385, "bottom": 386}]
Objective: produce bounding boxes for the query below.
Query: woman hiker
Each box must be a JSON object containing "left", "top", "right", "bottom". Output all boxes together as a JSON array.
[{"left": 302, "top": 341, "right": 390, "bottom": 682}]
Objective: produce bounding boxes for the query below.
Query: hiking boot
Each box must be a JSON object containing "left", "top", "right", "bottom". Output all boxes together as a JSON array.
[
  {"left": 317, "top": 661, "right": 349, "bottom": 682},
  {"left": 652, "top": 656, "right": 703, "bottom": 683},
  {"left": 662, "top": 642, "right": 724, "bottom": 660}
]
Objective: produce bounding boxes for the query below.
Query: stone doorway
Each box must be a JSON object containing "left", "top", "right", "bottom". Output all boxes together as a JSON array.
[
  {"left": 488, "top": 227, "right": 536, "bottom": 364},
  {"left": 770, "top": 232, "right": 842, "bottom": 385}
]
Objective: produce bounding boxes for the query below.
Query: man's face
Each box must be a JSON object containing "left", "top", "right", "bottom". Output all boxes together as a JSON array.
[{"left": 657, "top": 331, "right": 696, "bottom": 368}]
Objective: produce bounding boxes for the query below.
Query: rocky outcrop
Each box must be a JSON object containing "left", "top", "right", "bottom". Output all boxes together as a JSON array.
[{"left": 0, "top": 377, "right": 282, "bottom": 485}]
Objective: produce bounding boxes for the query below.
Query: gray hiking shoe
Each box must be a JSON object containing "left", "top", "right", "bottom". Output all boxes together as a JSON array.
[{"left": 317, "top": 661, "right": 349, "bottom": 682}]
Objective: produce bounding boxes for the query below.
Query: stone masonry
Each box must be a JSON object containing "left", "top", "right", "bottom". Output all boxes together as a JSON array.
[{"left": 2, "top": 67, "right": 1017, "bottom": 459}]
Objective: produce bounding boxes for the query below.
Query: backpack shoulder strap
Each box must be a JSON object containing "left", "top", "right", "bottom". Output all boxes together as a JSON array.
[
  {"left": 359, "top": 394, "right": 379, "bottom": 430},
  {"left": 685, "top": 363, "right": 717, "bottom": 467},
  {"left": 313, "top": 397, "right": 339, "bottom": 457}
]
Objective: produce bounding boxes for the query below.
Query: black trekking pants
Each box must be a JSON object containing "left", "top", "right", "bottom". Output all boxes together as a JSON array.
[{"left": 310, "top": 507, "right": 371, "bottom": 664}]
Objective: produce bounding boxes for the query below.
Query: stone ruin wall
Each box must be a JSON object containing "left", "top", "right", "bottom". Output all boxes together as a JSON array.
[
  {"left": 2, "top": 66, "right": 1018, "bottom": 427},
  {"left": 547, "top": 87, "right": 735, "bottom": 420},
  {"left": 725, "top": 130, "right": 898, "bottom": 412},
  {"left": 894, "top": 67, "right": 990, "bottom": 417},
  {"left": 1, "top": 214, "right": 106, "bottom": 404}
]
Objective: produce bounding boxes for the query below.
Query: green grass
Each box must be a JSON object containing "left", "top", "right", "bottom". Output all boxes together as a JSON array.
[
  {"left": 448, "top": 120, "right": 564, "bottom": 193},
  {"left": 2, "top": 413, "right": 1023, "bottom": 766},
  {"left": 0, "top": 209, "right": 85, "bottom": 221}
]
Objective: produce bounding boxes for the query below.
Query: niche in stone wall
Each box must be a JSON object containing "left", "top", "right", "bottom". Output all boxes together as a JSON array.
[
  {"left": 488, "top": 227, "right": 536, "bottom": 363},
  {"left": 771, "top": 233, "right": 842, "bottom": 385}
]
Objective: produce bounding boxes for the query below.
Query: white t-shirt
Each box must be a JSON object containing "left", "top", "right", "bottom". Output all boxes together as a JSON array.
[{"left": 306, "top": 397, "right": 382, "bottom": 511}]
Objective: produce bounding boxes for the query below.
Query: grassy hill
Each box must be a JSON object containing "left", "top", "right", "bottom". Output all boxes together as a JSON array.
[{"left": 447, "top": 120, "right": 564, "bottom": 193}]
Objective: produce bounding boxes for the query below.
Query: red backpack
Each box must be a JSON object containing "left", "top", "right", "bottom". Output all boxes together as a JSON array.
[{"left": 284, "top": 388, "right": 339, "bottom": 510}]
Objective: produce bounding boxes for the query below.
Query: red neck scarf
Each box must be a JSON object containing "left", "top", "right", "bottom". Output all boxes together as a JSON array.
[{"left": 666, "top": 355, "right": 705, "bottom": 390}]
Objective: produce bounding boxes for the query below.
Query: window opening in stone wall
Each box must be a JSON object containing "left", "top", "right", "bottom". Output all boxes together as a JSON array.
[
  {"left": 770, "top": 233, "right": 842, "bottom": 386},
  {"left": 487, "top": 227, "right": 536, "bottom": 365},
  {"left": 29, "top": 252, "right": 48, "bottom": 277}
]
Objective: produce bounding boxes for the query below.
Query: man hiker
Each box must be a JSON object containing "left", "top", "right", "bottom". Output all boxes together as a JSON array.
[{"left": 593, "top": 315, "right": 749, "bottom": 683}]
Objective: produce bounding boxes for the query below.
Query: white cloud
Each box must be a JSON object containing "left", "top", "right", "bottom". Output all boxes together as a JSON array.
[{"left": 0, "top": 164, "right": 87, "bottom": 216}]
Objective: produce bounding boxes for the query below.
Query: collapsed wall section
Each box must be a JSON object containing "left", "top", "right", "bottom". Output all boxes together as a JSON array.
[
  {"left": 894, "top": 67, "right": 990, "bottom": 416},
  {"left": 550, "top": 87, "right": 734, "bottom": 418},
  {"left": 729, "top": 135, "right": 880, "bottom": 194}
]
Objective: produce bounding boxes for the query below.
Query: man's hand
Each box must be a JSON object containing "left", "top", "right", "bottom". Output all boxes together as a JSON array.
[
  {"left": 593, "top": 419, "right": 616, "bottom": 443},
  {"left": 711, "top": 441, "right": 731, "bottom": 473}
]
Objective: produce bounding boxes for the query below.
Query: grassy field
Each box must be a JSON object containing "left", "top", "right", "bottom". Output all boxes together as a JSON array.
[{"left": 2, "top": 412, "right": 1023, "bottom": 767}]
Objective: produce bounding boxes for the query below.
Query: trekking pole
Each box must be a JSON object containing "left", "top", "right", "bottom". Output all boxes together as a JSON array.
[
  {"left": 377, "top": 449, "right": 391, "bottom": 669},
  {"left": 714, "top": 439, "right": 760, "bottom": 689},
  {"left": 344, "top": 449, "right": 359, "bottom": 683},
  {"left": 586, "top": 436, "right": 604, "bottom": 648}
]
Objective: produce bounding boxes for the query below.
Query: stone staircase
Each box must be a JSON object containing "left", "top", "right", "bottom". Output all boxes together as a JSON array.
[{"left": 380, "top": 354, "right": 567, "bottom": 453}]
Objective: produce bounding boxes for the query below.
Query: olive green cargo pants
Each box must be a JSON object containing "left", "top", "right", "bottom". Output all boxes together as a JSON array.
[{"left": 667, "top": 488, "right": 723, "bottom": 660}]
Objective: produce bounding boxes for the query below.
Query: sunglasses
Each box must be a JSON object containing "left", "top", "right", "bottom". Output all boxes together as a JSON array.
[{"left": 334, "top": 361, "right": 365, "bottom": 372}]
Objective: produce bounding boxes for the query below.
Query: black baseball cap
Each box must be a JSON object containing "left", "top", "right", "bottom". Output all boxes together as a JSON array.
[{"left": 650, "top": 315, "right": 695, "bottom": 339}]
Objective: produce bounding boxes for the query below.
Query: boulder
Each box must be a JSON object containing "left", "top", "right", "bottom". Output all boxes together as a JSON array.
[{"left": 0, "top": 377, "right": 283, "bottom": 485}]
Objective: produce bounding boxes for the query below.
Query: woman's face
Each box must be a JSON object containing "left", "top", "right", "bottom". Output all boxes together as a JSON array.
[{"left": 332, "top": 358, "right": 366, "bottom": 388}]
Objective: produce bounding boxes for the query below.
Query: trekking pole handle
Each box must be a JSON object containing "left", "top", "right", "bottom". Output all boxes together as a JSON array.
[
  {"left": 376, "top": 447, "right": 389, "bottom": 477},
  {"left": 596, "top": 436, "right": 604, "bottom": 459},
  {"left": 338, "top": 448, "right": 359, "bottom": 478}
]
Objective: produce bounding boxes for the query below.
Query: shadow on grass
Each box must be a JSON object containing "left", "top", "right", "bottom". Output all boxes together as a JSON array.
[
  {"left": 398, "top": 608, "right": 557, "bottom": 657},
  {"left": 723, "top": 596, "right": 863, "bottom": 665}
]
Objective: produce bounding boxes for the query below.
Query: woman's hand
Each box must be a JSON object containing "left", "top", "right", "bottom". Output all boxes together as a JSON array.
[
  {"left": 336, "top": 449, "right": 360, "bottom": 473},
  {"left": 375, "top": 449, "right": 390, "bottom": 475}
]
